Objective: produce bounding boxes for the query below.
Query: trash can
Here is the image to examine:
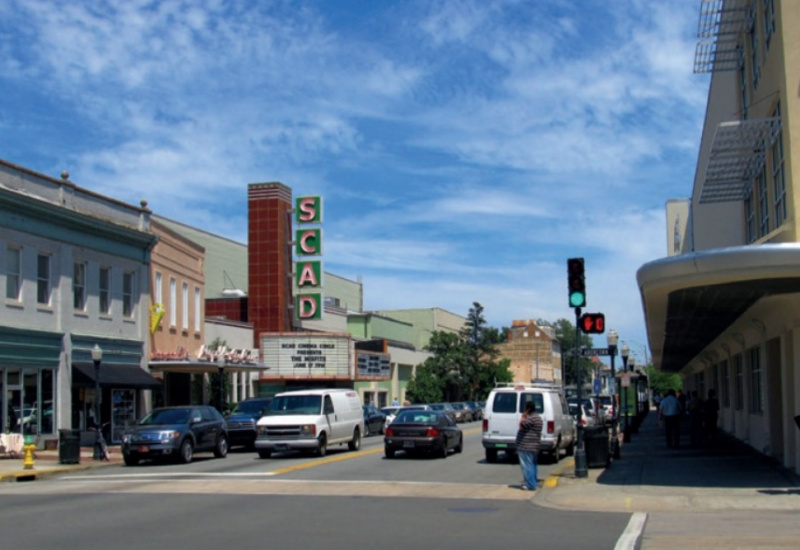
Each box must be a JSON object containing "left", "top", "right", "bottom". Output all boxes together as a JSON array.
[
  {"left": 584, "top": 425, "right": 610, "bottom": 468},
  {"left": 58, "top": 429, "right": 81, "bottom": 464}
]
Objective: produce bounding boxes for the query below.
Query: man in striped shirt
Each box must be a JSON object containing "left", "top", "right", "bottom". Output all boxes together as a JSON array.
[{"left": 516, "top": 400, "right": 543, "bottom": 490}]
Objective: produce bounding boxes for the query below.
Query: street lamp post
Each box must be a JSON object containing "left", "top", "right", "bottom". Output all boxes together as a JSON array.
[
  {"left": 91, "top": 344, "right": 106, "bottom": 460},
  {"left": 216, "top": 353, "right": 225, "bottom": 412},
  {"left": 620, "top": 343, "right": 631, "bottom": 443},
  {"left": 607, "top": 330, "right": 620, "bottom": 460}
]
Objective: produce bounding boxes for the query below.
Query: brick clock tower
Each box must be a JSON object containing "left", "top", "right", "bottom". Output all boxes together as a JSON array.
[{"left": 247, "top": 183, "right": 294, "bottom": 347}]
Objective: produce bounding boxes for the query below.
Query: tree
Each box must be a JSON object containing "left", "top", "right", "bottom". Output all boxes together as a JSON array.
[
  {"left": 405, "top": 363, "right": 444, "bottom": 404},
  {"left": 645, "top": 366, "right": 682, "bottom": 396},
  {"left": 406, "top": 302, "right": 512, "bottom": 403},
  {"left": 207, "top": 337, "right": 231, "bottom": 412},
  {"left": 552, "top": 317, "right": 594, "bottom": 386}
]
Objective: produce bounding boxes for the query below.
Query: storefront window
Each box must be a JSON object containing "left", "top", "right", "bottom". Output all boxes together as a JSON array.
[{"left": 2, "top": 368, "right": 56, "bottom": 435}]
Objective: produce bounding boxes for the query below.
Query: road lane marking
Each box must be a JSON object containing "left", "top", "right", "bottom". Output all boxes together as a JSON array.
[
  {"left": 268, "top": 446, "right": 384, "bottom": 475},
  {"left": 614, "top": 512, "right": 647, "bottom": 550}
]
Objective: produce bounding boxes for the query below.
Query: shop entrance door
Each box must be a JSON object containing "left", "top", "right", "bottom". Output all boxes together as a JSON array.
[{"left": 111, "top": 389, "right": 136, "bottom": 444}]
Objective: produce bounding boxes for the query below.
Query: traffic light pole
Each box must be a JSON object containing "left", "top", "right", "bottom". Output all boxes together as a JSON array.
[{"left": 573, "top": 306, "right": 588, "bottom": 478}]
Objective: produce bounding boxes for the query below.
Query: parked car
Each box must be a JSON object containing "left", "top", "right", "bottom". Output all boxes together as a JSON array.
[
  {"left": 121, "top": 405, "right": 228, "bottom": 465},
  {"left": 568, "top": 397, "right": 607, "bottom": 426},
  {"left": 362, "top": 404, "right": 387, "bottom": 436},
  {"left": 466, "top": 401, "right": 484, "bottom": 421},
  {"left": 428, "top": 402, "right": 458, "bottom": 423},
  {"left": 450, "top": 402, "right": 474, "bottom": 423},
  {"left": 482, "top": 382, "right": 576, "bottom": 464},
  {"left": 225, "top": 397, "right": 272, "bottom": 449},
  {"left": 568, "top": 402, "right": 597, "bottom": 427},
  {"left": 381, "top": 404, "right": 431, "bottom": 431},
  {"left": 597, "top": 394, "right": 616, "bottom": 420},
  {"left": 384, "top": 409, "right": 463, "bottom": 459}
]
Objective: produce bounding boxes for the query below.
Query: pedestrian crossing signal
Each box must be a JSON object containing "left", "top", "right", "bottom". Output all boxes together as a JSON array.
[{"left": 579, "top": 313, "right": 605, "bottom": 334}]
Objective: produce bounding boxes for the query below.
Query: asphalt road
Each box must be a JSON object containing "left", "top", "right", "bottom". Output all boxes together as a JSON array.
[{"left": 0, "top": 425, "right": 635, "bottom": 549}]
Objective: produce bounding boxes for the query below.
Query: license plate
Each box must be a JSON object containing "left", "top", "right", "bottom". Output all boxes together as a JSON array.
[
  {"left": 137, "top": 445, "right": 149, "bottom": 453},
  {"left": 495, "top": 443, "right": 507, "bottom": 449},
  {"left": 275, "top": 444, "right": 289, "bottom": 451},
  {"left": 403, "top": 441, "right": 415, "bottom": 448}
]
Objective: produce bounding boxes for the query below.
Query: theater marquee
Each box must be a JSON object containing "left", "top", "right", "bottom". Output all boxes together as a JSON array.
[{"left": 260, "top": 334, "right": 353, "bottom": 377}]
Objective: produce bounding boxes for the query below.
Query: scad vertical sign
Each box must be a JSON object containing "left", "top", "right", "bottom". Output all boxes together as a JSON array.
[{"left": 295, "top": 196, "right": 323, "bottom": 320}]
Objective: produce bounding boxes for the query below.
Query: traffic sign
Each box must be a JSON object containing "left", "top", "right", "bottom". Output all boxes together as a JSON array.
[{"left": 579, "top": 347, "right": 611, "bottom": 357}]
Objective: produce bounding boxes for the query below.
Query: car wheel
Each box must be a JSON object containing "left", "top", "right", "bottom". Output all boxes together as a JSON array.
[
  {"left": 364, "top": 423, "right": 371, "bottom": 437},
  {"left": 384, "top": 446, "right": 395, "bottom": 459},
  {"left": 213, "top": 435, "right": 228, "bottom": 458},
  {"left": 348, "top": 427, "right": 361, "bottom": 451},
  {"left": 123, "top": 454, "right": 139, "bottom": 466},
  {"left": 566, "top": 438, "right": 575, "bottom": 457},
  {"left": 551, "top": 438, "right": 561, "bottom": 463},
  {"left": 455, "top": 435, "right": 463, "bottom": 454},
  {"left": 485, "top": 449, "right": 498, "bottom": 463},
  {"left": 257, "top": 449, "right": 271, "bottom": 459},
  {"left": 439, "top": 442, "right": 448, "bottom": 459},
  {"left": 317, "top": 433, "right": 328, "bottom": 457},
  {"left": 179, "top": 439, "right": 194, "bottom": 464},
  {"left": 379, "top": 424, "right": 384, "bottom": 435}
]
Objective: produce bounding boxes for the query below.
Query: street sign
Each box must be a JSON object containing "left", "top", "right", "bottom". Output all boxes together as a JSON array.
[{"left": 579, "top": 347, "right": 611, "bottom": 356}]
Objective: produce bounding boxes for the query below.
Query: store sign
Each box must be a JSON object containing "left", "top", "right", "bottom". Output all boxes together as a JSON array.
[
  {"left": 261, "top": 334, "right": 352, "bottom": 377},
  {"left": 357, "top": 353, "right": 391, "bottom": 378},
  {"left": 295, "top": 195, "right": 323, "bottom": 320}
]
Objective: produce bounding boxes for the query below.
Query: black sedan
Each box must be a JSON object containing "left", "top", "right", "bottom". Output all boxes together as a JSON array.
[
  {"left": 121, "top": 405, "right": 228, "bottom": 465},
  {"left": 384, "top": 410, "right": 463, "bottom": 459},
  {"left": 362, "top": 404, "right": 387, "bottom": 436}
]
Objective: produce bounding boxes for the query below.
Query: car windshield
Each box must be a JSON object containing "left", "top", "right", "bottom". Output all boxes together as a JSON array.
[
  {"left": 141, "top": 408, "right": 191, "bottom": 425},
  {"left": 232, "top": 400, "right": 271, "bottom": 415},
  {"left": 395, "top": 411, "right": 438, "bottom": 424},
  {"left": 267, "top": 395, "right": 322, "bottom": 416},
  {"left": 381, "top": 407, "right": 399, "bottom": 415},
  {"left": 598, "top": 396, "right": 613, "bottom": 405}
]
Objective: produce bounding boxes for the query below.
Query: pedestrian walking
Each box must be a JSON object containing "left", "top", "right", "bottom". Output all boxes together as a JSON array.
[
  {"left": 658, "top": 389, "right": 683, "bottom": 449},
  {"left": 515, "top": 400, "right": 543, "bottom": 491}
]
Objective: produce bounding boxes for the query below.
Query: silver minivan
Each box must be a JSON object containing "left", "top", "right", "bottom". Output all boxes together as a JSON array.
[{"left": 481, "top": 382, "right": 577, "bottom": 463}]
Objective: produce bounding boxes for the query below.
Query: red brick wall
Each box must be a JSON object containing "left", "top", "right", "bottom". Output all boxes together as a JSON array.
[
  {"left": 205, "top": 297, "right": 248, "bottom": 322},
  {"left": 247, "top": 183, "right": 294, "bottom": 347}
]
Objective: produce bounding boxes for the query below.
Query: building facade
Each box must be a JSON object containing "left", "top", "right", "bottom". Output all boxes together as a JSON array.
[
  {"left": 0, "top": 160, "right": 160, "bottom": 447},
  {"left": 639, "top": 0, "right": 800, "bottom": 472},
  {"left": 497, "top": 320, "right": 562, "bottom": 384}
]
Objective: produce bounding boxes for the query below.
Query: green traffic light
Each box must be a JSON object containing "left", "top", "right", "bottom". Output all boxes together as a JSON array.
[{"left": 570, "top": 291, "right": 586, "bottom": 307}]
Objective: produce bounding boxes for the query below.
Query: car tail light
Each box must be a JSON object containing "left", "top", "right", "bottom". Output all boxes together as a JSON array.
[
  {"left": 482, "top": 419, "right": 488, "bottom": 432},
  {"left": 425, "top": 427, "right": 440, "bottom": 437},
  {"left": 547, "top": 420, "right": 554, "bottom": 434},
  {"left": 581, "top": 418, "right": 586, "bottom": 426},
  {"left": 385, "top": 427, "right": 395, "bottom": 437}
]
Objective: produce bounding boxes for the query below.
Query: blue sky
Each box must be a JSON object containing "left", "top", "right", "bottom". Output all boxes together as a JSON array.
[{"left": 0, "top": 0, "right": 709, "bottom": 362}]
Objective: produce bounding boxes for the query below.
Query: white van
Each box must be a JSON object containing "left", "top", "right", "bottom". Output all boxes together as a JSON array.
[
  {"left": 255, "top": 389, "right": 364, "bottom": 458},
  {"left": 481, "top": 382, "right": 576, "bottom": 463}
]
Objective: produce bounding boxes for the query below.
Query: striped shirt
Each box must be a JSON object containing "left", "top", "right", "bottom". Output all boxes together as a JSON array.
[{"left": 515, "top": 413, "right": 543, "bottom": 452}]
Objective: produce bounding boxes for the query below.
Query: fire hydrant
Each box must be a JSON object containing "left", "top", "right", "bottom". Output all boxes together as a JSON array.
[{"left": 23, "top": 439, "right": 36, "bottom": 470}]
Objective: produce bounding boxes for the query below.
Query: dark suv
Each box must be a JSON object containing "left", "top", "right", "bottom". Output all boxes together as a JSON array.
[
  {"left": 225, "top": 398, "right": 272, "bottom": 449},
  {"left": 121, "top": 405, "right": 228, "bottom": 465}
]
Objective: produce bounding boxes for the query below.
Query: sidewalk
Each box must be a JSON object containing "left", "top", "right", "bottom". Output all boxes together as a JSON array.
[
  {"left": 537, "top": 410, "right": 800, "bottom": 513},
  {"left": 0, "top": 444, "right": 123, "bottom": 482}
]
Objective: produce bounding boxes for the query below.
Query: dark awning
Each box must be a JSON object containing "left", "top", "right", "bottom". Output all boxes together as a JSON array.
[{"left": 73, "top": 363, "right": 163, "bottom": 389}]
